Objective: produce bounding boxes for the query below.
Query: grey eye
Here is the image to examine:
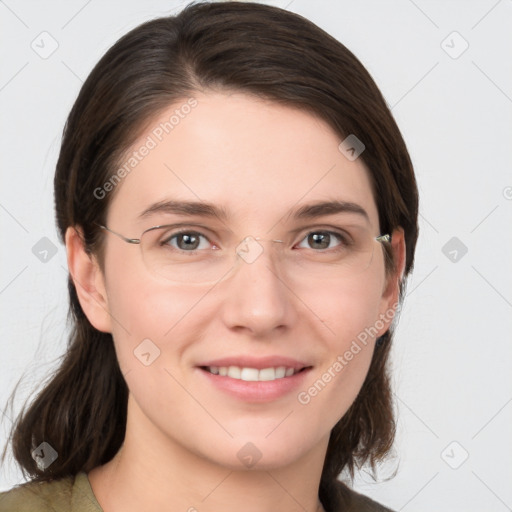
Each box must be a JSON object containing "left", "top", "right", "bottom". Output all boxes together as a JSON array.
[
  {"left": 162, "top": 231, "right": 210, "bottom": 251},
  {"left": 298, "top": 231, "right": 345, "bottom": 251}
]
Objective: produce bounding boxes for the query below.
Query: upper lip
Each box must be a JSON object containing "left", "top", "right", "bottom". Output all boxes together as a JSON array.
[{"left": 197, "top": 356, "right": 312, "bottom": 371}]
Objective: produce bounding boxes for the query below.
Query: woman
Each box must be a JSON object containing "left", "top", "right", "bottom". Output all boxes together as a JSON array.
[{"left": 0, "top": 1, "right": 418, "bottom": 511}]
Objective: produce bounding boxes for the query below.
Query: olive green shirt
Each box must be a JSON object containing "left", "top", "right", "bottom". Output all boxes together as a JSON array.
[{"left": 0, "top": 472, "right": 394, "bottom": 511}]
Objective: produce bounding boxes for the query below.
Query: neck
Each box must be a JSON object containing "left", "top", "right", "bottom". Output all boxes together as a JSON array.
[{"left": 88, "top": 395, "right": 329, "bottom": 512}]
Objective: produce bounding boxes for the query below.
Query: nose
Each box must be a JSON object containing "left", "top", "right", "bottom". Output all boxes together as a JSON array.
[{"left": 219, "top": 236, "right": 296, "bottom": 337}]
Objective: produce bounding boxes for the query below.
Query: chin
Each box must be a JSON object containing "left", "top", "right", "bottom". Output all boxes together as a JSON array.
[{"left": 205, "top": 436, "right": 314, "bottom": 472}]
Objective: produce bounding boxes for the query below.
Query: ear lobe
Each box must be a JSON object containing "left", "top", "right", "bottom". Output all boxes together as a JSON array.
[
  {"left": 384, "top": 227, "right": 406, "bottom": 299},
  {"left": 376, "top": 227, "right": 406, "bottom": 336},
  {"left": 65, "top": 226, "right": 112, "bottom": 333}
]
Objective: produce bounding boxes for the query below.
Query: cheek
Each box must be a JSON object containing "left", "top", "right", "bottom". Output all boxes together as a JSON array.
[
  {"left": 296, "top": 345, "right": 374, "bottom": 440},
  {"left": 103, "top": 254, "right": 202, "bottom": 371},
  {"left": 295, "top": 272, "right": 385, "bottom": 412},
  {"left": 309, "top": 266, "right": 387, "bottom": 348}
]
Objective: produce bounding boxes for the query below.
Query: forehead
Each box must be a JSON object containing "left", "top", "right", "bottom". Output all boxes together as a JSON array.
[{"left": 107, "top": 91, "right": 378, "bottom": 231}]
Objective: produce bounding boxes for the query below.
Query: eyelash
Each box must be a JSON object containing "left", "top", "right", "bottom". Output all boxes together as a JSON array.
[{"left": 159, "top": 228, "right": 352, "bottom": 253}]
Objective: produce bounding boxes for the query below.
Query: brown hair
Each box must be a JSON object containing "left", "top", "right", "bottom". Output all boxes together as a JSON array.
[{"left": 2, "top": 2, "right": 418, "bottom": 510}]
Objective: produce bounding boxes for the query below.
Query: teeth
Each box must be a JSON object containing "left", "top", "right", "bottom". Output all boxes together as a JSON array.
[
  {"left": 275, "top": 367, "right": 286, "bottom": 378},
  {"left": 205, "top": 365, "right": 301, "bottom": 381},
  {"left": 240, "top": 367, "right": 259, "bottom": 381},
  {"left": 227, "top": 366, "right": 241, "bottom": 379},
  {"left": 257, "top": 368, "right": 275, "bottom": 381}
]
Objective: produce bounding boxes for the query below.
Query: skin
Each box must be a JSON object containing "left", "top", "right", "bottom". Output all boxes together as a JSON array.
[{"left": 66, "top": 91, "right": 405, "bottom": 512}]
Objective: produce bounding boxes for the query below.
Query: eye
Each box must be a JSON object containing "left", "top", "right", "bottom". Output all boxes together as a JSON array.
[
  {"left": 296, "top": 230, "right": 349, "bottom": 251},
  {"left": 161, "top": 230, "right": 212, "bottom": 251}
]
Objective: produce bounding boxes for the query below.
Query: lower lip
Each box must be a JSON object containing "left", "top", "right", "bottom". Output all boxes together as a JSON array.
[{"left": 196, "top": 367, "right": 312, "bottom": 402}]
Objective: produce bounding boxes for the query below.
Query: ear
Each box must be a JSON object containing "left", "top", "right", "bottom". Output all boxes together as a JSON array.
[
  {"left": 65, "top": 226, "right": 112, "bottom": 333},
  {"left": 376, "top": 227, "right": 406, "bottom": 336}
]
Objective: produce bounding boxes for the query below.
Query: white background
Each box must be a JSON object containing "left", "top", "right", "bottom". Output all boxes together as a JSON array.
[{"left": 1, "top": 1, "right": 511, "bottom": 510}]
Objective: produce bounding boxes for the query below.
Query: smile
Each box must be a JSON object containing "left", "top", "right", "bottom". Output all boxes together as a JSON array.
[{"left": 201, "top": 365, "right": 308, "bottom": 381}]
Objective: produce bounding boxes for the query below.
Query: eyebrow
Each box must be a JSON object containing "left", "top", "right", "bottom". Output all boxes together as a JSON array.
[{"left": 138, "top": 198, "right": 370, "bottom": 223}]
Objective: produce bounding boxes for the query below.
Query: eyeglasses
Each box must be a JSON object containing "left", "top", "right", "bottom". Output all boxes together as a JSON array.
[{"left": 97, "top": 223, "right": 391, "bottom": 286}]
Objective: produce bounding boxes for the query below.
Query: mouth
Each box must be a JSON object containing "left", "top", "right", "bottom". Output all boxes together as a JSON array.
[
  {"left": 199, "top": 365, "right": 311, "bottom": 382},
  {"left": 195, "top": 356, "right": 313, "bottom": 401}
]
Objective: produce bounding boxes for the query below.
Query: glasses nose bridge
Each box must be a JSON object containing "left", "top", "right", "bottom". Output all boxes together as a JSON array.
[
  {"left": 234, "top": 235, "right": 285, "bottom": 267},
  {"left": 253, "top": 236, "right": 284, "bottom": 244}
]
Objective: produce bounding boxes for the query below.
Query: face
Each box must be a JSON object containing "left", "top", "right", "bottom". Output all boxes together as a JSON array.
[{"left": 76, "top": 91, "right": 403, "bottom": 471}]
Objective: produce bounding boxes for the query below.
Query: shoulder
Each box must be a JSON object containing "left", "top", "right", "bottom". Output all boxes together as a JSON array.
[
  {"left": 0, "top": 472, "right": 101, "bottom": 512},
  {"left": 334, "top": 480, "right": 395, "bottom": 512}
]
